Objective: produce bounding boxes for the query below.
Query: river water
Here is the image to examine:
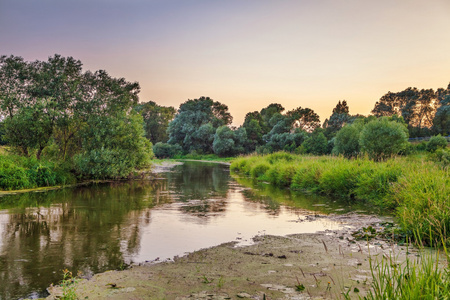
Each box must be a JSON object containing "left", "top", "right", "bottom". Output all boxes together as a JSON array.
[{"left": 0, "top": 162, "right": 371, "bottom": 299}]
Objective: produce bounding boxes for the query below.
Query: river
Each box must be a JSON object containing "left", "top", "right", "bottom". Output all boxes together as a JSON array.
[{"left": 0, "top": 161, "right": 372, "bottom": 299}]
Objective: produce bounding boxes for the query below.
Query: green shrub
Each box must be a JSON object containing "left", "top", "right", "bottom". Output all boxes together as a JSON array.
[
  {"left": 426, "top": 134, "right": 448, "bottom": 152},
  {"left": 359, "top": 117, "right": 409, "bottom": 161},
  {"left": 153, "top": 142, "right": 182, "bottom": 158},
  {"left": 250, "top": 162, "right": 271, "bottom": 179},
  {"left": 333, "top": 122, "right": 362, "bottom": 157}
]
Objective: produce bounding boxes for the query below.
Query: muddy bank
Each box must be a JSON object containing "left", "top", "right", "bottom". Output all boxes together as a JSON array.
[{"left": 46, "top": 213, "right": 417, "bottom": 299}]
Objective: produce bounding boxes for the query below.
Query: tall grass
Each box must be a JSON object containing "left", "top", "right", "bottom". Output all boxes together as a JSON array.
[
  {"left": 0, "top": 154, "right": 75, "bottom": 190},
  {"left": 362, "top": 250, "right": 450, "bottom": 299},
  {"left": 231, "top": 152, "right": 450, "bottom": 246}
]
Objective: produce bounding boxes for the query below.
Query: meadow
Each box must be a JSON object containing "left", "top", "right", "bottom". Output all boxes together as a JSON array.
[{"left": 231, "top": 152, "right": 450, "bottom": 247}]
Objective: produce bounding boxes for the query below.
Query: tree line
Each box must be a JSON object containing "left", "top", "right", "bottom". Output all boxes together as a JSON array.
[
  {"left": 1, "top": 54, "right": 449, "bottom": 174},
  {"left": 0, "top": 54, "right": 152, "bottom": 179}
]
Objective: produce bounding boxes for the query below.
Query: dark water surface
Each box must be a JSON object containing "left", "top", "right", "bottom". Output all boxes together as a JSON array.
[{"left": 0, "top": 162, "right": 370, "bottom": 299}]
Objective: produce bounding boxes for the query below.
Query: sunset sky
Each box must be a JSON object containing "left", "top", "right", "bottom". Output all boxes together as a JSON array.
[{"left": 1, "top": 0, "right": 449, "bottom": 125}]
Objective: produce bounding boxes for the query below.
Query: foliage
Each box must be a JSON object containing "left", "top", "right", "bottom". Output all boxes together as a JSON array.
[
  {"left": 360, "top": 250, "right": 450, "bottom": 300},
  {"left": 134, "top": 101, "right": 176, "bottom": 144},
  {"left": 153, "top": 142, "right": 182, "bottom": 158},
  {"left": 426, "top": 134, "right": 448, "bottom": 152},
  {"left": 0, "top": 154, "right": 75, "bottom": 190},
  {"left": 432, "top": 148, "right": 450, "bottom": 169},
  {"left": 168, "top": 97, "right": 232, "bottom": 153},
  {"left": 359, "top": 117, "right": 409, "bottom": 161},
  {"left": 433, "top": 94, "right": 450, "bottom": 135},
  {"left": 333, "top": 121, "right": 363, "bottom": 157},
  {"left": 74, "top": 112, "right": 153, "bottom": 179},
  {"left": 372, "top": 84, "right": 450, "bottom": 137},
  {"left": 232, "top": 153, "right": 449, "bottom": 246},
  {"left": 60, "top": 269, "right": 79, "bottom": 300},
  {"left": 302, "top": 130, "right": 329, "bottom": 155}
]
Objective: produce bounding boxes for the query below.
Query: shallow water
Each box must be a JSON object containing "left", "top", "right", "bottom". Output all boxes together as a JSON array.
[{"left": 0, "top": 162, "right": 371, "bottom": 299}]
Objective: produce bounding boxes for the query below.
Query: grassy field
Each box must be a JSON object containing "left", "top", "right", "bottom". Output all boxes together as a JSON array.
[{"left": 231, "top": 152, "right": 449, "bottom": 247}]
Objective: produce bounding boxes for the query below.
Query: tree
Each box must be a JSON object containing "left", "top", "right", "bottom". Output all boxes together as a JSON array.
[
  {"left": 323, "top": 100, "right": 352, "bottom": 138},
  {"left": 135, "top": 101, "right": 176, "bottom": 144},
  {"left": 359, "top": 117, "right": 409, "bottom": 161},
  {"left": 0, "top": 55, "right": 30, "bottom": 119},
  {"left": 74, "top": 112, "right": 152, "bottom": 179},
  {"left": 167, "top": 97, "right": 232, "bottom": 153},
  {"left": 285, "top": 107, "right": 321, "bottom": 132},
  {"left": 153, "top": 142, "right": 182, "bottom": 158},
  {"left": 213, "top": 126, "right": 235, "bottom": 156},
  {"left": 433, "top": 95, "right": 450, "bottom": 135},
  {"left": 302, "top": 130, "right": 328, "bottom": 155},
  {"left": 333, "top": 121, "right": 364, "bottom": 158},
  {"left": 371, "top": 87, "right": 442, "bottom": 137},
  {"left": 3, "top": 102, "right": 53, "bottom": 158}
]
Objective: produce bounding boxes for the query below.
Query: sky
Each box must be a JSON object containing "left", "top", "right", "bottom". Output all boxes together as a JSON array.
[{"left": 1, "top": 0, "right": 450, "bottom": 126}]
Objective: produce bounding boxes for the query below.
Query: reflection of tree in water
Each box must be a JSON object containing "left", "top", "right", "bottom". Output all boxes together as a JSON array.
[
  {"left": 166, "top": 162, "right": 230, "bottom": 217},
  {"left": 233, "top": 174, "right": 380, "bottom": 216},
  {"left": 0, "top": 180, "right": 171, "bottom": 300}
]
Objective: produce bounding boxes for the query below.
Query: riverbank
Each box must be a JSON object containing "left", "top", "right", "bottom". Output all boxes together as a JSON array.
[
  {"left": 45, "top": 213, "right": 420, "bottom": 300},
  {"left": 231, "top": 152, "right": 450, "bottom": 247}
]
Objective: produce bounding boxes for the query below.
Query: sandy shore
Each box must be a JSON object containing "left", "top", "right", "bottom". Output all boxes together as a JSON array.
[{"left": 46, "top": 212, "right": 417, "bottom": 300}]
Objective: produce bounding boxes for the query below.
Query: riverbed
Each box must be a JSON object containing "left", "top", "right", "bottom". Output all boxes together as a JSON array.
[{"left": 1, "top": 161, "right": 387, "bottom": 299}]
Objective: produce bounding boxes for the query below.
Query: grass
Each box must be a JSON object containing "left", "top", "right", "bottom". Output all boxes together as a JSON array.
[
  {"left": 0, "top": 153, "right": 76, "bottom": 191},
  {"left": 231, "top": 152, "right": 450, "bottom": 247}
]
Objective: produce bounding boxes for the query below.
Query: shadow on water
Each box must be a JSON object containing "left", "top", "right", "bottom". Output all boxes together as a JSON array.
[{"left": 0, "top": 161, "right": 381, "bottom": 299}]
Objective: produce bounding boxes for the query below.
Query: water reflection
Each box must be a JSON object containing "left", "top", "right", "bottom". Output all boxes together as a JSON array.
[{"left": 0, "top": 162, "right": 349, "bottom": 299}]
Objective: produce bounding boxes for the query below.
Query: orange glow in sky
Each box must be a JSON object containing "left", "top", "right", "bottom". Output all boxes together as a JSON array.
[{"left": 1, "top": 0, "right": 449, "bottom": 125}]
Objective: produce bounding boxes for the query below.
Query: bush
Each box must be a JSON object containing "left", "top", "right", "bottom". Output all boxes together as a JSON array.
[
  {"left": 302, "top": 132, "right": 328, "bottom": 155},
  {"left": 153, "top": 142, "right": 182, "bottom": 158},
  {"left": 359, "top": 117, "right": 409, "bottom": 161},
  {"left": 333, "top": 122, "right": 362, "bottom": 158},
  {"left": 426, "top": 134, "right": 448, "bottom": 152}
]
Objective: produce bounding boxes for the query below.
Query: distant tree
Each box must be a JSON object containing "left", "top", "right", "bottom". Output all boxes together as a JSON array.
[
  {"left": 359, "top": 117, "right": 409, "bottom": 161},
  {"left": 285, "top": 107, "right": 321, "bottom": 132},
  {"left": 153, "top": 142, "right": 182, "bottom": 158},
  {"left": 168, "top": 97, "right": 232, "bottom": 153},
  {"left": 213, "top": 126, "right": 235, "bottom": 156},
  {"left": 371, "top": 87, "right": 442, "bottom": 137},
  {"left": 135, "top": 101, "right": 176, "bottom": 144},
  {"left": 433, "top": 95, "right": 450, "bottom": 135},
  {"left": 302, "top": 129, "right": 328, "bottom": 155},
  {"left": 260, "top": 103, "right": 285, "bottom": 133},
  {"left": 333, "top": 120, "right": 364, "bottom": 158},
  {"left": 323, "top": 100, "right": 352, "bottom": 138}
]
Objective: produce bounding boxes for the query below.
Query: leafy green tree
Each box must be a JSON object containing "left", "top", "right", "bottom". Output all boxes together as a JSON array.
[
  {"left": 75, "top": 112, "right": 152, "bottom": 179},
  {"left": 168, "top": 97, "right": 232, "bottom": 153},
  {"left": 371, "top": 86, "right": 444, "bottom": 137},
  {"left": 3, "top": 102, "right": 53, "bottom": 158},
  {"left": 323, "top": 100, "right": 352, "bottom": 138},
  {"left": 134, "top": 101, "right": 176, "bottom": 144},
  {"left": 285, "top": 107, "right": 321, "bottom": 132},
  {"left": 213, "top": 126, "right": 235, "bottom": 156},
  {"left": 243, "top": 118, "right": 263, "bottom": 152},
  {"left": 333, "top": 121, "right": 364, "bottom": 158},
  {"left": 359, "top": 117, "right": 409, "bottom": 161},
  {"left": 433, "top": 95, "right": 450, "bottom": 135},
  {"left": 153, "top": 142, "right": 182, "bottom": 158},
  {"left": 302, "top": 130, "right": 328, "bottom": 155},
  {"left": 0, "top": 55, "right": 30, "bottom": 118}
]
